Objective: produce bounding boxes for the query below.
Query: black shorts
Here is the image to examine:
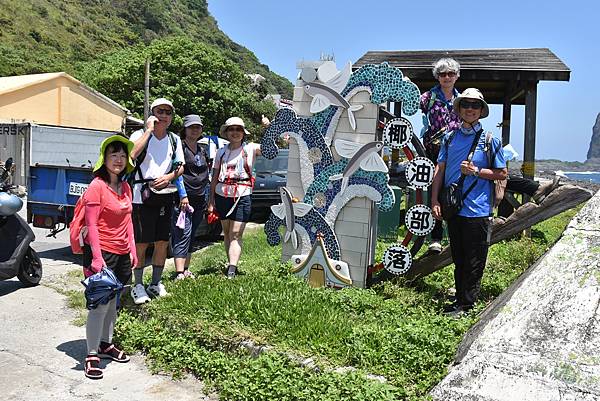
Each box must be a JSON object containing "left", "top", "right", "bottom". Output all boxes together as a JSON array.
[
  {"left": 215, "top": 194, "right": 251, "bottom": 222},
  {"left": 83, "top": 245, "right": 132, "bottom": 285},
  {"left": 132, "top": 203, "right": 172, "bottom": 243}
]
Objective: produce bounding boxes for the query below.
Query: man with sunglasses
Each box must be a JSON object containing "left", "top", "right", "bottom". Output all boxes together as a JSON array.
[
  {"left": 431, "top": 88, "right": 507, "bottom": 317},
  {"left": 129, "top": 98, "right": 185, "bottom": 304},
  {"left": 420, "top": 58, "right": 462, "bottom": 253}
]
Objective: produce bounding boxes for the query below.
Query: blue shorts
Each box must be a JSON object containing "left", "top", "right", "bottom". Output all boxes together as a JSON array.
[
  {"left": 170, "top": 196, "right": 206, "bottom": 258},
  {"left": 215, "top": 194, "right": 251, "bottom": 222}
]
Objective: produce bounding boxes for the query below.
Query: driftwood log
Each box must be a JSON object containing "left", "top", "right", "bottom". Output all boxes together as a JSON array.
[{"left": 404, "top": 185, "right": 594, "bottom": 281}]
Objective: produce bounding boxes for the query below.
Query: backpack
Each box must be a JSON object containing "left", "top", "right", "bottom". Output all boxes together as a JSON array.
[
  {"left": 69, "top": 179, "right": 105, "bottom": 254},
  {"left": 485, "top": 132, "right": 507, "bottom": 210}
]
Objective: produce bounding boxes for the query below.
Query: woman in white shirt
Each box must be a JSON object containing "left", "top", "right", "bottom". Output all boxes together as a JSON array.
[{"left": 208, "top": 117, "right": 261, "bottom": 278}]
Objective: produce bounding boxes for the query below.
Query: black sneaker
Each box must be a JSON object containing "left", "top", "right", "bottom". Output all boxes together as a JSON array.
[{"left": 443, "top": 302, "right": 460, "bottom": 314}]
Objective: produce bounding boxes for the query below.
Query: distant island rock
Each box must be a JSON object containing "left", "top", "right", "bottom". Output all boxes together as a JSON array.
[{"left": 587, "top": 112, "right": 600, "bottom": 161}]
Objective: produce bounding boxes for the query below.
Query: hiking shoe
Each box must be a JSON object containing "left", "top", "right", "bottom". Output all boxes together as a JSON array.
[
  {"left": 131, "top": 284, "right": 150, "bottom": 304},
  {"left": 227, "top": 265, "right": 237, "bottom": 279},
  {"left": 532, "top": 175, "right": 561, "bottom": 203},
  {"left": 175, "top": 273, "right": 186, "bottom": 281},
  {"left": 183, "top": 270, "right": 195, "bottom": 279},
  {"left": 147, "top": 282, "right": 168, "bottom": 298},
  {"left": 443, "top": 303, "right": 471, "bottom": 318},
  {"left": 428, "top": 241, "right": 442, "bottom": 253}
]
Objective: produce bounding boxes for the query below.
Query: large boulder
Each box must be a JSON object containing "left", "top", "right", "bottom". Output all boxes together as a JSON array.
[{"left": 431, "top": 190, "right": 600, "bottom": 401}]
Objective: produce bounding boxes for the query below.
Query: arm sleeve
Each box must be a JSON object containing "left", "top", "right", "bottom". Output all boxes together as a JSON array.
[
  {"left": 129, "top": 129, "right": 143, "bottom": 142},
  {"left": 84, "top": 202, "right": 104, "bottom": 272},
  {"left": 175, "top": 175, "right": 187, "bottom": 198},
  {"left": 123, "top": 182, "right": 137, "bottom": 260},
  {"left": 492, "top": 137, "right": 507, "bottom": 168},
  {"left": 420, "top": 91, "right": 431, "bottom": 114},
  {"left": 437, "top": 135, "right": 449, "bottom": 163},
  {"left": 174, "top": 136, "right": 185, "bottom": 164}
]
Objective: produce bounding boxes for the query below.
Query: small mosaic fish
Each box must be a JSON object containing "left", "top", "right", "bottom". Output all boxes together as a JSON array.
[
  {"left": 329, "top": 140, "right": 387, "bottom": 193},
  {"left": 270, "top": 187, "right": 312, "bottom": 249},
  {"left": 303, "top": 62, "right": 363, "bottom": 130}
]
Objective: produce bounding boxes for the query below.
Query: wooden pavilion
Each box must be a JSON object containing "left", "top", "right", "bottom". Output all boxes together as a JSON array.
[{"left": 354, "top": 48, "right": 570, "bottom": 178}]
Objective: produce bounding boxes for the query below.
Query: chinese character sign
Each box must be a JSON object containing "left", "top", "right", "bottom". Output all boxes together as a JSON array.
[
  {"left": 405, "top": 157, "right": 435, "bottom": 189},
  {"left": 405, "top": 204, "right": 435, "bottom": 236},
  {"left": 383, "top": 117, "right": 413, "bottom": 149},
  {"left": 383, "top": 244, "right": 413, "bottom": 275}
]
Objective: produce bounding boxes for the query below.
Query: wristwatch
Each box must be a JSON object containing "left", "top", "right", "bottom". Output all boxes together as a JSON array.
[{"left": 473, "top": 167, "right": 480, "bottom": 178}]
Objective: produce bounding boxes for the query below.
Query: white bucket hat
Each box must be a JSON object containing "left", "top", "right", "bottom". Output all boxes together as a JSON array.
[
  {"left": 219, "top": 116, "right": 250, "bottom": 137},
  {"left": 453, "top": 88, "right": 489, "bottom": 119},
  {"left": 150, "top": 97, "right": 175, "bottom": 113}
]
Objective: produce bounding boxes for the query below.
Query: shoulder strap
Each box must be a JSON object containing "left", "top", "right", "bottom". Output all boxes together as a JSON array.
[
  {"left": 168, "top": 132, "right": 177, "bottom": 161},
  {"left": 241, "top": 144, "right": 253, "bottom": 178},
  {"left": 456, "top": 128, "right": 484, "bottom": 187}
]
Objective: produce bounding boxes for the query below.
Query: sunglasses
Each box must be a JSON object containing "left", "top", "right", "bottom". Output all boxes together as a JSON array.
[
  {"left": 460, "top": 100, "right": 483, "bottom": 110},
  {"left": 438, "top": 71, "right": 457, "bottom": 78},
  {"left": 227, "top": 126, "right": 244, "bottom": 132},
  {"left": 154, "top": 108, "right": 173, "bottom": 116}
]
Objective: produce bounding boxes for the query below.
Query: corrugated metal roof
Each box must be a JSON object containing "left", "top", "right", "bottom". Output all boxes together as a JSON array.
[{"left": 0, "top": 72, "right": 129, "bottom": 113}]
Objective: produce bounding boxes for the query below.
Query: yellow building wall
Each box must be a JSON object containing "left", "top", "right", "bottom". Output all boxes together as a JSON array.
[
  {"left": 0, "top": 80, "right": 61, "bottom": 125},
  {"left": 0, "top": 77, "right": 125, "bottom": 131},
  {"left": 57, "top": 77, "right": 124, "bottom": 131}
]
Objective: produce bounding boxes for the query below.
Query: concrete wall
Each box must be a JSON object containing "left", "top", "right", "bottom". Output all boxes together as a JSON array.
[
  {"left": 283, "top": 82, "right": 378, "bottom": 288},
  {"left": 431, "top": 191, "right": 600, "bottom": 401}
]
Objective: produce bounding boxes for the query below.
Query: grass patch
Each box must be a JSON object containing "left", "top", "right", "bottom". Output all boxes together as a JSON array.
[{"left": 114, "top": 207, "right": 579, "bottom": 400}]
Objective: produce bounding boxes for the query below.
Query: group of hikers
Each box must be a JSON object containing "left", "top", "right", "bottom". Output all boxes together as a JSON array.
[
  {"left": 79, "top": 98, "right": 264, "bottom": 379},
  {"left": 78, "top": 58, "right": 562, "bottom": 379}
]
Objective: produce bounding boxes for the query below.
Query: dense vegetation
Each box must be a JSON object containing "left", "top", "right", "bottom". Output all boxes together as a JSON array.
[
  {"left": 0, "top": 0, "right": 292, "bottom": 97},
  {"left": 113, "top": 208, "right": 579, "bottom": 400},
  {"left": 77, "top": 36, "right": 276, "bottom": 138}
]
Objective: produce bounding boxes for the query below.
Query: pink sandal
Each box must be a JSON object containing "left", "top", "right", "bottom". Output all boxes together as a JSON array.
[
  {"left": 84, "top": 355, "right": 103, "bottom": 379},
  {"left": 98, "top": 343, "right": 130, "bottom": 363}
]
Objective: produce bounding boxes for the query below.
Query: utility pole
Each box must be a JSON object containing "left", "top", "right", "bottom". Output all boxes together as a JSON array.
[{"left": 143, "top": 59, "right": 150, "bottom": 128}]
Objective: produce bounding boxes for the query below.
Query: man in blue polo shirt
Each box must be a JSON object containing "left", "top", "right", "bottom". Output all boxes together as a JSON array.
[{"left": 431, "top": 88, "right": 507, "bottom": 317}]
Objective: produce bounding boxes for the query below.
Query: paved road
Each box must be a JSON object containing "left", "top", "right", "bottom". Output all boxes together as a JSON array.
[{"left": 0, "top": 215, "right": 213, "bottom": 401}]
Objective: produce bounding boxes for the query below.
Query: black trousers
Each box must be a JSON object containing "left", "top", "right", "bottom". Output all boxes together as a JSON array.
[{"left": 447, "top": 216, "right": 491, "bottom": 308}]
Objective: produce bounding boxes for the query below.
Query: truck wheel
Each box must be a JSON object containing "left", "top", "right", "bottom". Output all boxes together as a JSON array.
[{"left": 17, "top": 247, "right": 42, "bottom": 287}]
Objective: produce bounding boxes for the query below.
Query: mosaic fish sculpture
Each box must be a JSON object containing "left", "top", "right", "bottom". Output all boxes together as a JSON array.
[
  {"left": 302, "top": 61, "right": 363, "bottom": 131},
  {"left": 262, "top": 62, "right": 420, "bottom": 261}
]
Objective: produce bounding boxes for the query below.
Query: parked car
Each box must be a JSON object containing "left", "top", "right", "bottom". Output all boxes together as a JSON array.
[{"left": 251, "top": 149, "right": 289, "bottom": 218}]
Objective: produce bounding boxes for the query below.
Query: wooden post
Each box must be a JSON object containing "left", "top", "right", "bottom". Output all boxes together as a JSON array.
[
  {"left": 522, "top": 81, "right": 538, "bottom": 180},
  {"left": 501, "top": 95, "right": 511, "bottom": 145},
  {"left": 143, "top": 59, "right": 150, "bottom": 129}
]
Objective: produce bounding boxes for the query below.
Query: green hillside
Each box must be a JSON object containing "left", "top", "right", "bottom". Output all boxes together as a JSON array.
[{"left": 0, "top": 0, "right": 292, "bottom": 97}]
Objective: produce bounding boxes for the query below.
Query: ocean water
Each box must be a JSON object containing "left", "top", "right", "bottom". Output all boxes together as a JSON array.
[{"left": 560, "top": 171, "right": 600, "bottom": 184}]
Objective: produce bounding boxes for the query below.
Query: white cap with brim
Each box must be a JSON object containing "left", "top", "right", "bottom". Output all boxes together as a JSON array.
[
  {"left": 453, "top": 88, "right": 489, "bottom": 119},
  {"left": 219, "top": 116, "right": 250, "bottom": 137},
  {"left": 150, "top": 98, "right": 175, "bottom": 113}
]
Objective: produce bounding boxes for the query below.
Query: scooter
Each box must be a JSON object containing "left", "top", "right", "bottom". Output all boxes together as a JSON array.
[{"left": 0, "top": 157, "right": 42, "bottom": 287}]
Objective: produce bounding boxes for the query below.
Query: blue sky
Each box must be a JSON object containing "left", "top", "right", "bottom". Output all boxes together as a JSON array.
[{"left": 209, "top": 0, "right": 598, "bottom": 162}]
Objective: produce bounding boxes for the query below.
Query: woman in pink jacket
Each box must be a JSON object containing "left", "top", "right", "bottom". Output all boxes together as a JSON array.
[{"left": 81, "top": 135, "right": 137, "bottom": 379}]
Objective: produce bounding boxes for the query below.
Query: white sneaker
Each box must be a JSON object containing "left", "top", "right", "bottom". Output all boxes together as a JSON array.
[
  {"left": 131, "top": 284, "right": 151, "bottom": 304},
  {"left": 428, "top": 241, "right": 442, "bottom": 253},
  {"left": 146, "top": 282, "right": 168, "bottom": 298}
]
